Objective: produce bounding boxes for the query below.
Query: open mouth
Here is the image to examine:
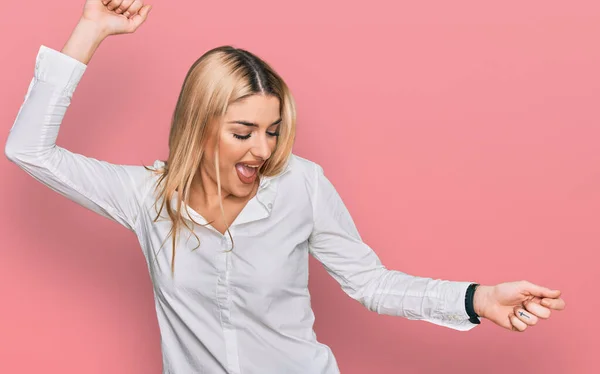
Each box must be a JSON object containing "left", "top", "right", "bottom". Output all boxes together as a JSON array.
[{"left": 235, "top": 163, "right": 259, "bottom": 184}]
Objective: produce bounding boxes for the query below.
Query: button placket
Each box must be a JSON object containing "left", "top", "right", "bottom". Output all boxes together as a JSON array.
[
  {"left": 220, "top": 232, "right": 235, "bottom": 254},
  {"left": 216, "top": 233, "right": 240, "bottom": 373}
]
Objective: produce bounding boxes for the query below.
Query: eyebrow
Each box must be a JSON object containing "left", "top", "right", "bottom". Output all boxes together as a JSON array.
[{"left": 227, "top": 118, "right": 282, "bottom": 128}]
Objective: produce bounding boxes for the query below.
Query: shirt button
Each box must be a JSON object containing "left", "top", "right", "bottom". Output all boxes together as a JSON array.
[{"left": 267, "top": 203, "right": 273, "bottom": 209}]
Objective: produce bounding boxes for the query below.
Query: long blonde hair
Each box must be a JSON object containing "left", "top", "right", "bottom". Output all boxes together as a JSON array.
[{"left": 144, "top": 45, "right": 296, "bottom": 277}]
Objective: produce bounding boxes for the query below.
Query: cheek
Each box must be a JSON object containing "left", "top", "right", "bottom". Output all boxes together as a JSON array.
[
  {"left": 269, "top": 137, "right": 278, "bottom": 149},
  {"left": 219, "top": 137, "right": 246, "bottom": 166}
]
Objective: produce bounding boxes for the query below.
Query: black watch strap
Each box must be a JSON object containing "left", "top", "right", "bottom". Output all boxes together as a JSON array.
[{"left": 465, "top": 283, "right": 481, "bottom": 324}]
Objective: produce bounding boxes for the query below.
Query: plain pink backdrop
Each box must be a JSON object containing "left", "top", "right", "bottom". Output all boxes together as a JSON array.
[{"left": 1, "top": 1, "right": 597, "bottom": 373}]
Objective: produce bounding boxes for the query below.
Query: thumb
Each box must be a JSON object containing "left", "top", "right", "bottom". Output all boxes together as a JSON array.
[
  {"left": 130, "top": 4, "right": 152, "bottom": 29},
  {"left": 524, "top": 281, "right": 561, "bottom": 298}
]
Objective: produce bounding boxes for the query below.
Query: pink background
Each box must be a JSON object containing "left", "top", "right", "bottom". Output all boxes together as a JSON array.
[{"left": 1, "top": 1, "right": 597, "bottom": 373}]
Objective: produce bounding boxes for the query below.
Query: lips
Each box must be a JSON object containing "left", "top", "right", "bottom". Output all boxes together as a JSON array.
[{"left": 238, "top": 161, "right": 263, "bottom": 167}]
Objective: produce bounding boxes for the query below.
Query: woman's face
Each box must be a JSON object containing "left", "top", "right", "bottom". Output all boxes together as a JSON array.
[{"left": 201, "top": 94, "right": 282, "bottom": 199}]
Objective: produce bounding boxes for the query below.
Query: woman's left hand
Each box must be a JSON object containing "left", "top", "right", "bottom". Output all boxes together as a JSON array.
[{"left": 473, "top": 281, "right": 566, "bottom": 332}]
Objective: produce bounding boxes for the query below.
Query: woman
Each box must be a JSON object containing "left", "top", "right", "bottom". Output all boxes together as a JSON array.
[{"left": 5, "top": 1, "right": 566, "bottom": 373}]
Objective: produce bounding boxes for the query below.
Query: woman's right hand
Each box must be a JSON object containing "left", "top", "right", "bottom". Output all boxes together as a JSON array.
[{"left": 81, "top": 0, "right": 152, "bottom": 37}]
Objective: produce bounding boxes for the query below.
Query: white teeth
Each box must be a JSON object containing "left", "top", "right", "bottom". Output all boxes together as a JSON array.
[{"left": 243, "top": 164, "right": 259, "bottom": 168}]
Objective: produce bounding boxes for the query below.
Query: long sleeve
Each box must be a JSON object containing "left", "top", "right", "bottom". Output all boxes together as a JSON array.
[
  {"left": 307, "top": 163, "right": 480, "bottom": 331},
  {"left": 5, "top": 45, "right": 152, "bottom": 233}
]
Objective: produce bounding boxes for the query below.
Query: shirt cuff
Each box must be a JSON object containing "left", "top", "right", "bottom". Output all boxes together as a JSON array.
[
  {"left": 34, "top": 45, "right": 88, "bottom": 96},
  {"left": 444, "top": 281, "right": 478, "bottom": 323}
]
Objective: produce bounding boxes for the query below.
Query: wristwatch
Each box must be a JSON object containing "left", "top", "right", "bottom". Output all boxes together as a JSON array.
[{"left": 465, "top": 283, "right": 481, "bottom": 324}]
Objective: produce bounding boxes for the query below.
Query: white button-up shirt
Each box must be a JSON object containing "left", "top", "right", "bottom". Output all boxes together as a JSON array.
[{"left": 5, "top": 45, "right": 479, "bottom": 374}]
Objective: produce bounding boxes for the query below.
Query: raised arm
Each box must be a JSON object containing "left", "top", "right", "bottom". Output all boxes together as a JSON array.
[
  {"left": 307, "top": 162, "right": 480, "bottom": 331},
  {"left": 5, "top": 1, "right": 153, "bottom": 232}
]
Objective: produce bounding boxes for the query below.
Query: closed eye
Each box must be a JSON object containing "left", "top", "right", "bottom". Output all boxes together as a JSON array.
[{"left": 233, "top": 131, "right": 280, "bottom": 141}]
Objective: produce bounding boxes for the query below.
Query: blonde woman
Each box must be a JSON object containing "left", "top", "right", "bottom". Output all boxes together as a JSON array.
[{"left": 5, "top": 1, "right": 566, "bottom": 373}]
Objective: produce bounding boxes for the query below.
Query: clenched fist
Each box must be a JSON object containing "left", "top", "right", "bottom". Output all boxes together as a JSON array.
[{"left": 82, "top": 0, "right": 152, "bottom": 37}]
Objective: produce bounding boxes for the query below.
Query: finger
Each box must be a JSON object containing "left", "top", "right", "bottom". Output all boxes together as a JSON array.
[
  {"left": 541, "top": 297, "right": 566, "bottom": 310},
  {"left": 115, "top": 0, "right": 134, "bottom": 14},
  {"left": 106, "top": 0, "right": 124, "bottom": 11},
  {"left": 124, "top": 0, "right": 144, "bottom": 16},
  {"left": 509, "top": 313, "right": 528, "bottom": 332},
  {"left": 523, "top": 298, "right": 552, "bottom": 319},
  {"left": 523, "top": 281, "right": 561, "bottom": 299},
  {"left": 514, "top": 306, "right": 538, "bottom": 326}
]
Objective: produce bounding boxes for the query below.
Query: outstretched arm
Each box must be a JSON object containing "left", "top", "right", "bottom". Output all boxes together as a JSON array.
[{"left": 307, "top": 162, "right": 566, "bottom": 332}]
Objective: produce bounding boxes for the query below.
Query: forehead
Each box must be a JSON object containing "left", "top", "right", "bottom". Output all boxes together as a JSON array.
[{"left": 224, "top": 94, "right": 280, "bottom": 122}]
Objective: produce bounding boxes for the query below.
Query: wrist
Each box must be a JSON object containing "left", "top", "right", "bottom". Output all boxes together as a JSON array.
[
  {"left": 473, "top": 285, "right": 492, "bottom": 318},
  {"left": 76, "top": 17, "right": 109, "bottom": 39},
  {"left": 61, "top": 19, "right": 107, "bottom": 64}
]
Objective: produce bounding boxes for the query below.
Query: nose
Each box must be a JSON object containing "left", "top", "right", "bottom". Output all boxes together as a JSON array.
[{"left": 250, "top": 132, "right": 273, "bottom": 161}]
